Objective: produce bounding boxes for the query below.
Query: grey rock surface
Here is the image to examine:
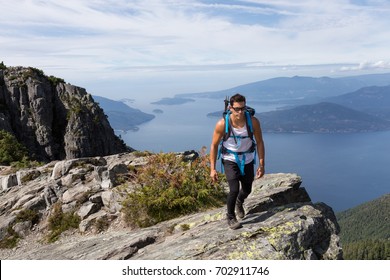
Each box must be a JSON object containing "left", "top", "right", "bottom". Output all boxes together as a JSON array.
[{"left": 0, "top": 152, "right": 343, "bottom": 260}]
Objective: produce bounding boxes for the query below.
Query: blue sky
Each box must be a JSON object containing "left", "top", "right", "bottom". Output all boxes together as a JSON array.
[{"left": 1, "top": 0, "right": 390, "bottom": 100}]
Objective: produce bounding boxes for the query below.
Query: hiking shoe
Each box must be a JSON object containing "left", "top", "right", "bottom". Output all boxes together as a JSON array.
[
  {"left": 227, "top": 215, "right": 242, "bottom": 230},
  {"left": 235, "top": 200, "right": 245, "bottom": 219}
]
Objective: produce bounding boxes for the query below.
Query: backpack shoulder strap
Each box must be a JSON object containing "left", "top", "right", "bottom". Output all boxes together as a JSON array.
[
  {"left": 245, "top": 110, "right": 254, "bottom": 140},
  {"left": 223, "top": 110, "right": 232, "bottom": 141},
  {"left": 223, "top": 110, "right": 254, "bottom": 141}
]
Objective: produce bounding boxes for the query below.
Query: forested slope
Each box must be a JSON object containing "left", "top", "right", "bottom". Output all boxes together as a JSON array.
[{"left": 336, "top": 194, "right": 390, "bottom": 259}]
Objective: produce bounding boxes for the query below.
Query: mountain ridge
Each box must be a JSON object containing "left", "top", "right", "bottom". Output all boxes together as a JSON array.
[
  {"left": 177, "top": 73, "right": 390, "bottom": 104},
  {"left": 324, "top": 85, "right": 390, "bottom": 120},
  {"left": 208, "top": 101, "right": 390, "bottom": 133},
  {"left": 92, "top": 95, "right": 155, "bottom": 131},
  {"left": 257, "top": 102, "right": 390, "bottom": 133}
]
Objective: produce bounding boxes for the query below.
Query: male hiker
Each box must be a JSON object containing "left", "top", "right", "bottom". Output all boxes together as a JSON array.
[{"left": 210, "top": 93, "right": 265, "bottom": 229}]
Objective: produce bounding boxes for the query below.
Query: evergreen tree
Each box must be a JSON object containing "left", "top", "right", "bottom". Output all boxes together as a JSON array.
[{"left": 0, "top": 130, "right": 29, "bottom": 165}]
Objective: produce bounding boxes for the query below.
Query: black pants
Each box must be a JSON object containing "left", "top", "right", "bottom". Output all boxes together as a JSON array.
[{"left": 223, "top": 160, "right": 254, "bottom": 218}]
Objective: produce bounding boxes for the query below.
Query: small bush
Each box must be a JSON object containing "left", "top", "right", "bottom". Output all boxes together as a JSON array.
[
  {"left": 21, "top": 170, "right": 41, "bottom": 184},
  {"left": 132, "top": 151, "right": 153, "bottom": 157},
  {"left": 16, "top": 209, "right": 40, "bottom": 225},
  {"left": 0, "top": 130, "right": 42, "bottom": 168},
  {"left": 48, "top": 75, "right": 65, "bottom": 86},
  {"left": 66, "top": 97, "right": 84, "bottom": 119},
  {"left": 180, "top": 224, "right": 190, "bottom": 231},
  {"left": 28, "top": 67, "right": 45, "bottom": 77},
  {"left": 0, "top": 227, "right": 20, "bottom": 249},
  {"left": 46, "top": 203, "right": 81, "bottom": 243},
  {"left": 0, "top": 209, "right": 39, "bottom": 249},
  {"left": 0, "top": 130, "right": 29, "bottom": 165},
  {"left": 95, "top": 216, "right": 110, "bottom": 233},
  {"left": 122, "top": 152, "right": 226, "bottom": 228}
]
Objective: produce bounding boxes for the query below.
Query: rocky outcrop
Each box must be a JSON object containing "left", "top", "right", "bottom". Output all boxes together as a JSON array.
[
  {"left": 0, "top": 152, "right": 343, "bottom": 260},
  {"left": 0, "top": 66, "right": 129, "bottom": 161}
]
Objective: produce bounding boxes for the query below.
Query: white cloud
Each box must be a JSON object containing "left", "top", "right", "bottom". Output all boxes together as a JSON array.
[
  {"left": 340, "top": 60, "right": 390, "bottom": 71},
  {"left": 1, "top": 0, "right": 390, "bottom": 98}
]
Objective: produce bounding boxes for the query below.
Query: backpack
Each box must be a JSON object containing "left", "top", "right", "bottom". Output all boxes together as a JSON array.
[{"left": 218, "top": 96, "right": 257, "bottom": 175}]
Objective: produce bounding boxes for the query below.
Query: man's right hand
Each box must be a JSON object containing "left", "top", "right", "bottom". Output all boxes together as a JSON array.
[{"left": 210, "top": 169, "right": 218, "bottom": 183}]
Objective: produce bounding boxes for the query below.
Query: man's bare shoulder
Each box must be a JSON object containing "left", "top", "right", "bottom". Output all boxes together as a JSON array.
[
  {"left": 251, "top": 115, "right": 260, "bottom": 124},
  {"left": 214, "top": 118, "right": 225, "bottom": 132},
  {"left": 251, "top": 116, "right": 262, "bottom": 131}
]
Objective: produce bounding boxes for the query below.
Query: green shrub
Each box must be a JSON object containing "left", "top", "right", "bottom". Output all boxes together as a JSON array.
[
  {"left": 16, "top": 209, "right": 40, "bottom": 225},
  {"left": 48, "top": 75, "right": 65, "bottom": 86},
  {"left": 132, "top": 150, "right": 153, "bottom": 157},
  {"left": 95, "top": 216, "right": 110, "bottom": 233},
  {"left": 122, "top": 152, "right": 226, "bottom": 228},
  {"left": 0, "top": 227, "right": 20, "bottom": 249},
  {"left": 0, "top": 130, "right": 42, "bottom": 168},
  {"left": 66, "top": 97, "right": 84, "bottom": 119},
  {"left": 12, "top": 159, "right": 42, "bottom": 169},
  {"left": 0, "top": 130, "right": 29, "bottom": 165},
  {"left": 21, "top": 170, "right": 42, "bottom": 184},
  {"left": 46, "top": 203, "right": 81, "bottom": 243},
  {"left": 0, "top": 209, "right": 39, "bottom": 249},
  {"left": 28, "top": 67, "right": 45, "bottom": 77},
  {"left": 180, "top": 224, "right": 190, "bottom": 231}
]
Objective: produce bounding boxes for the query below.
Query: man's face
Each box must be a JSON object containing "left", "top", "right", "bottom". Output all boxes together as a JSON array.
[{"left": 230, "top": 101, "right": 246, "bottom": 120}]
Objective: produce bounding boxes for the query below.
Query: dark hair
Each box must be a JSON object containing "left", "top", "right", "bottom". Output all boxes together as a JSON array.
[{"left": 230, "top": 93, "right": 246, "bottom": 106}]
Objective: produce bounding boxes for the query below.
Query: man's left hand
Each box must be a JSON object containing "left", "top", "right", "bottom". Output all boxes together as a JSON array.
[{"left": 256, "top": 166, "right": 264, "bottom": 179}]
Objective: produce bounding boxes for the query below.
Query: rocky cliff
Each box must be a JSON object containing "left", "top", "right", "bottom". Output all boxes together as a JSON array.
[
  {"left": 0, "top": 152, "right": 343, "bottom": 260},
  {"left": 0, "top": 66, "right": 129, "bottom": 162}
]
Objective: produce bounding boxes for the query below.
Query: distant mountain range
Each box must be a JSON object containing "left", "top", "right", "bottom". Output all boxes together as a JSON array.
[
  {"left": 208, "top": 99, "right": 390, "bottom": 133},
  {"left": 324, "top": 85, "right": 390, "bottom": 120},
  {"left": 95, "top": 73, "right": 390, "bottom": 133},
  {"left": 92, "top": 95, "right": 154, "bottom": 131},
  {"left": 257, "top": 102, "right": 390, "bottom": 133},
  {"left": 151, "top": 97, "right": 195, "bottom": 105},
  {"left": 203, "top": 73, "right": 390, "bottom": 133},
  {"left": 178, "top": 73, "right": 390, "bottom": 105}
]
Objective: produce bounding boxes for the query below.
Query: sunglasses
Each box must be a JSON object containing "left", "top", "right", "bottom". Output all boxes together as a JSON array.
[{"left": 231, "top": 106, "right": 246, "bottom": 112}]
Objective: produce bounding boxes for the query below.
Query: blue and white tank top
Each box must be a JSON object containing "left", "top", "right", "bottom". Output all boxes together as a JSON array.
[{"left": 221, "top": 125, "right": 254, "bottom": 164}]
